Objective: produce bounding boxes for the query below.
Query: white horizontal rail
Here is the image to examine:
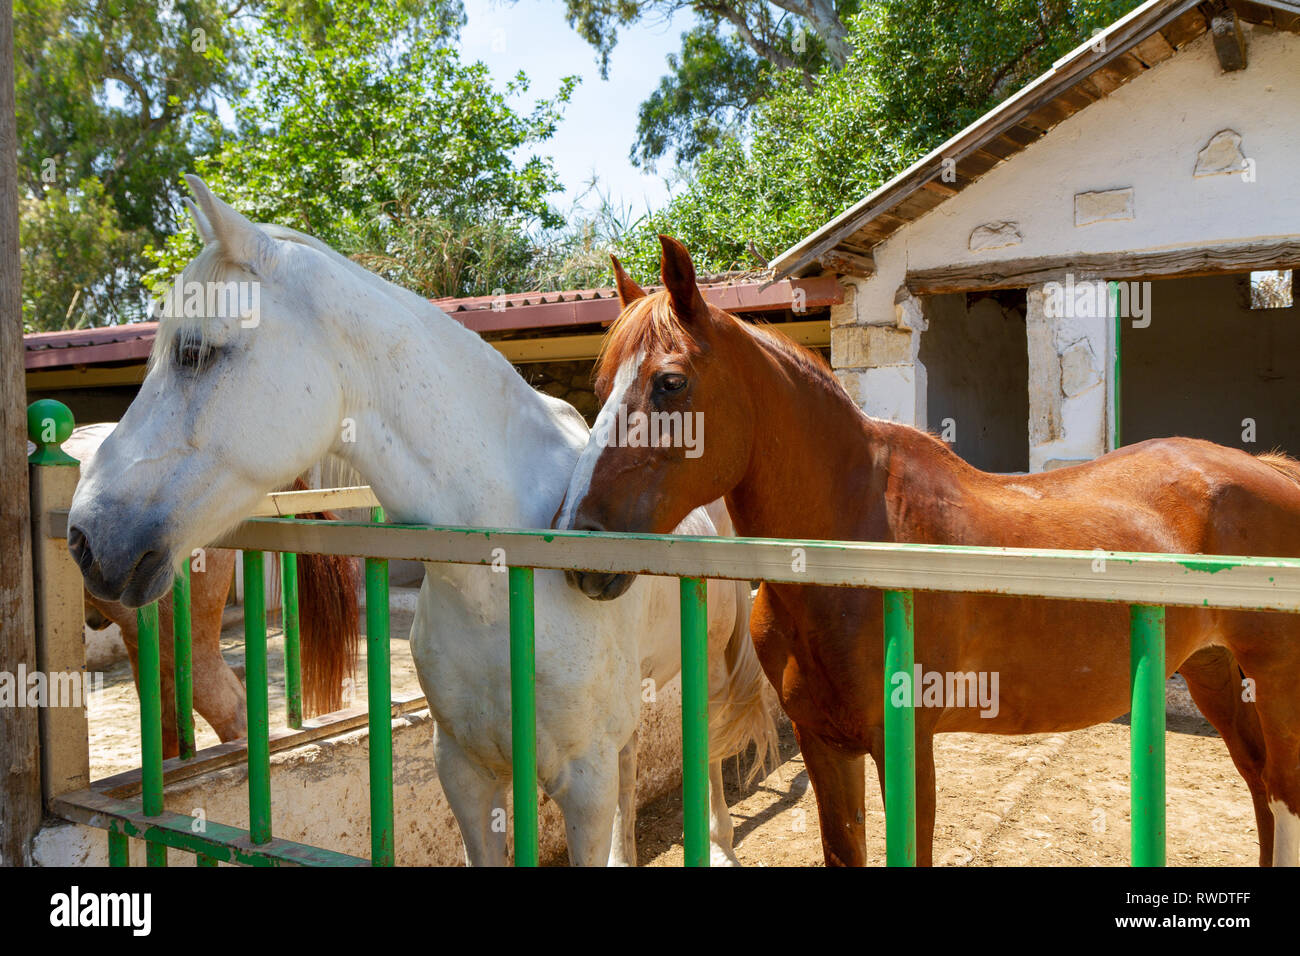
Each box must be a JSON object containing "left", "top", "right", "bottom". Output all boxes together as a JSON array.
[
  {"left": 213, "top": 517, "right": 1300, "bottom": 613},
  {"left": 249, "top": 485, "right": 380, "bottom": 516}
]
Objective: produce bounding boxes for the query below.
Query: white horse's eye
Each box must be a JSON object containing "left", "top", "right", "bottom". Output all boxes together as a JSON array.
[{"left": 175, "top": 338, "right": 212, "bottom": 370}]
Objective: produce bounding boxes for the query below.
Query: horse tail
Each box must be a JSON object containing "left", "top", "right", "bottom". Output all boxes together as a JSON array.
[
  {"left": 291, "top": 477, "right": 360, "bottom": 716},
  {"left": 1257, "top": 450, "right": 1300, "bottom": 488},
  {"left": 707, "top": 577, "right": 781, "bottom": 783}
]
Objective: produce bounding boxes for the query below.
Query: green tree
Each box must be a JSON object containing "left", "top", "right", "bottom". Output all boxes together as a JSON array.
[
  {"left": 16, "top": 0, "right": 244, "bottom": 330},
  {"left": 17, "top": 0, "right": 468, "bottom": 330},
  {"left": 145, "top": 0, "right": 575, "bottom": 300},
  {"left": 621, "top": 0, "right": 1139, "bottom": 276},
  {"left": 569, "top": 0, "right": 1141, "bottom": 168},
  {"left": 564, "top": 0, "right": 857, "bottom": 166},
  {"left": 632, "top": 27, "right": 772, "bottom": 168}
]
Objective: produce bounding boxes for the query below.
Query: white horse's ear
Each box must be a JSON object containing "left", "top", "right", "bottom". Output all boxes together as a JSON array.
[
  {"left": 184, "top": 174, "right": 277, "bottom": 274},
  {"left": 183, "top": 198, "right": 216, "bottom": 244}
]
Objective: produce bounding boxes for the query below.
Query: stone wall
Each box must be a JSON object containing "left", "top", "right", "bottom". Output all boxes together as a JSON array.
[
  {"left": 826, "top": 24, "right": 1299, "bottom": 472},
  {"left": 517, "top": 361, "right": 600, "bottom": 423},
  {"left": 831, "top": 282, "right": 928, "bottom": 426},
  {"left": 1025, "top": 280, "right": 1112, "bottom": 472}
]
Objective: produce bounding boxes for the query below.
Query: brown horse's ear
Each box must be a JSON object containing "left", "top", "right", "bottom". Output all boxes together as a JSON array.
[
  {"left": 659, "top": 235, "right": 709, "bottom": 324},
  {"left": 610, "top": 255, "right": 646, "bottom": 308}
]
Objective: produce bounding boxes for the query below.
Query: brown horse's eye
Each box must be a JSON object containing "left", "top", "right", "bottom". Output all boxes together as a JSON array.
[{"left": 656, "top": 373, "right": 687, "bottom": 394}]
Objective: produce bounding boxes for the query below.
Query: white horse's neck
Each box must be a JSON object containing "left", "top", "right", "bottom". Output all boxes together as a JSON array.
[{"left": 323, "top": 270, "right": 587, "bottom": 530}]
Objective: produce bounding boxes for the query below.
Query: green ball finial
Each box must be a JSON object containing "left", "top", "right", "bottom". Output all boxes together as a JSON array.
[{"left": 27, "top": 399, "right": 78, "bottom": 466}]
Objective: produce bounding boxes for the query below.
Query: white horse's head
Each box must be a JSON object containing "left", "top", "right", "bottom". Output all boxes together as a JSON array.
[{"left": 69, "top": 176, "right": 360, "bottom": 606}]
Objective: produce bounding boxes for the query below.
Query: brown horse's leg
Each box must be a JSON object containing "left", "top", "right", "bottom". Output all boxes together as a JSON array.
[
  {"left": 188, "top": 550, "right": 246, "bottom": 742},
  {"left": 1228, "top": 619, "right": 1300, "bottom": 867},
  {"left": 793, "top": 723, "right": 867, "bottom": 866},
  {"left": 1179, "top": 646, "right": 1273, "bottom": 866},
  {"left": 864, "top": 724, "right": 937, "bottom": 865},
  {"left": 90, "top": 593, "right": 180, "bottom": 759},
  {"left": 156, "top": 597, "right": 180, "bottom": 759},
  {"left": 915, "top": 731, "right": 937, "bottom": 867}
]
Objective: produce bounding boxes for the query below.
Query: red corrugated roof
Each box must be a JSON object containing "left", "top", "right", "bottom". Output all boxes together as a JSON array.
[
  {"left": 24, "top": 323, "right": 159, "bottom": 370},
  {"left": 25, "top": 276, "right": 841, "bottom": 371}
]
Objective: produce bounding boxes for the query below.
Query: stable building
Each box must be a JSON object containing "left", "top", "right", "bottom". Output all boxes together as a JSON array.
[{"left": 773, "top": 0, "right": 1300, "bottom": 472}]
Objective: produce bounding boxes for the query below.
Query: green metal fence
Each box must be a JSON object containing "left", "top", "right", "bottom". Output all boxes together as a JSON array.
[{"left": 30, "top": 403, "right": 1300, "bottom": 867}]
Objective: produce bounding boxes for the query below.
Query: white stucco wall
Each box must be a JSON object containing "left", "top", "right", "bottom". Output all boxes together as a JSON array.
[{"left": 834, "top": 23, "right": 1300, "bottom": 458}]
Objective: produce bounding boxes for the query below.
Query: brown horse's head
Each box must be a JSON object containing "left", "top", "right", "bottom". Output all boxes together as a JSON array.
[{"left": 557, "top": 236, "right": 756, "bottom": 599}]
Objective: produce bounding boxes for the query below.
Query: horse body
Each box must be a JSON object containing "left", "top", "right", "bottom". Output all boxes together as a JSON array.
[
  {"left": 560, "top": 236, "right": 1300, "bottom": 867},
  {"left": 66, "top": 179, "right": 775, "bottom": 865},
  {"left": 746, "top": 426, "right": 1300, "bottom": 866}
]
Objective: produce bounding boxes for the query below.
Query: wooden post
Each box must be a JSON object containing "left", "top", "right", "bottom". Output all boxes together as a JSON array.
[
  {"left": 28, "top": 402, "right": 90, "bottom": 801},
  {"left": 0, "top": 0, "right": 42, "bottom": 867},
  {"left": 1210, "top": 3, "right": 1247, "bottom": 73}
]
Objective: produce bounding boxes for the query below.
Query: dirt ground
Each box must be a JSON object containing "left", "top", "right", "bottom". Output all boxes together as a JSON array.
[
  {"left": 88, "top": 596, "right": 1261, "bottom": 866},
  {"left": 87, "top": 599, "right": 424, "bottom": 780},
  {"left": 636, "top": 712, "right": 1260, "bottom": 866}
]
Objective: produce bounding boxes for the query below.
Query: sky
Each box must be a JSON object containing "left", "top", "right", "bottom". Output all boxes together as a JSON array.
[{"left": 456, "top": 0, "right": 695, "bottom": 218}]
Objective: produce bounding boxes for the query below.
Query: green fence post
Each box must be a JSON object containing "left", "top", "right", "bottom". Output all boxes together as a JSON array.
[
  {"left": 1130, "top": 603, "right": 1166, "bottom": 866},
  {"left": 243, "top": 551, "right": 272, "bottom": 844},
  {"left": 173, "top": 563, "right": 195, "bottom": 759},
  {"left": 365, "top": 513, "right": 394, "bottom": 866},
  {"left": 883, "top": 589, "right": 917, "bottom": 867},
  {"left": 679, "top": 576, "right": 710, "bottom": 868},
  {"left": 108, "top": 830, "right": 129, "bottom": 867},
  {"left": 280, "top": 551, "right": 302, "bottom": 730},
  {"left": 137, "top": 602, "right": 167, "bottom": 867},
  {"left": 508, "top": 566, "right": 539, "bottom": 867}
]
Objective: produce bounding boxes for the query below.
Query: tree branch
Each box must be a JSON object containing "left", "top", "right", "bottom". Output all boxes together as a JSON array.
[{"left": 698, "top": 0, "right": 799, "bottom": 70}]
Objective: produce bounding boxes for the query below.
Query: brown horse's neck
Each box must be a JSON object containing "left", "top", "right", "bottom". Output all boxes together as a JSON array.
[{"left": 723, "top": 328, "right": 977, "bottom": 545}]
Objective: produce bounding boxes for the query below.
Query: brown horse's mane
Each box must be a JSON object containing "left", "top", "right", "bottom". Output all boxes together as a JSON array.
[
  {"left": 595, "top": 289, "right": 849, "bottom": 403},
  {"left": 1257, "top": 449, "right": 1300, "bottom": 486}
]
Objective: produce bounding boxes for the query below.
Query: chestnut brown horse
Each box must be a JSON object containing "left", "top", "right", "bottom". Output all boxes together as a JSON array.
[
  {"left": 558, "top": 235, "right": 1300, "bottom": 867},
  {"left": 67, "top": 427, "right": 359, "bottom": 758}
]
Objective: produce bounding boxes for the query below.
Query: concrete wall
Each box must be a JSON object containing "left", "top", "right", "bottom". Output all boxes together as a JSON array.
[
  {"left": 1122, "top": 272, "right": 1300, "bottom": 454},
  {"left": 830, "top": 23, "right": 1300, "bottom": 469},
  {"left": 34, "top": 677, "right": 688, "bottom": 866},
  {"left": 918, "top": 292, "right": 1028, "bottom": 472}
]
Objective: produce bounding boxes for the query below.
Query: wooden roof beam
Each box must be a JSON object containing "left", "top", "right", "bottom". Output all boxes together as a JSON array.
[{"left": 1208, "top": 2, "right": 1248, "bottom": 70}]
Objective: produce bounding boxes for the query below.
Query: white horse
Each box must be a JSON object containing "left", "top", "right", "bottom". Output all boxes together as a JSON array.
[{"left": 67, "top": 176, "right": 777, "bottom": 866}]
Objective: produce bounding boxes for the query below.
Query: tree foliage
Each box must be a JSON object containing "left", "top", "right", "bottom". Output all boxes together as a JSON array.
[
  {"left": 16, "top": 0, "right": 243, "bottom": 329},
  {"left": 619, "top": 0, "right": 1140, "bottom": 277},
  {"left": 19, "top": 0, "right": 574, "bottom": 328},
  {"left": 563, "top": 0, "right": 858, "bottom": 165},
  {"left": 145, "top": 0, "right": 576, "bottom": 300},
  {"left": 632, "top": 27, "right": 773, "bottom": 168}
]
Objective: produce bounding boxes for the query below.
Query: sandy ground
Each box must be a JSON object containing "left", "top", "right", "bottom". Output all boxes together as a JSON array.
[
  {"left": 635, "top": 713, "right": 1260, "bottom": 866},
  {"left": 88, "top": 594, "right": 1261, "bottom": 866}
]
